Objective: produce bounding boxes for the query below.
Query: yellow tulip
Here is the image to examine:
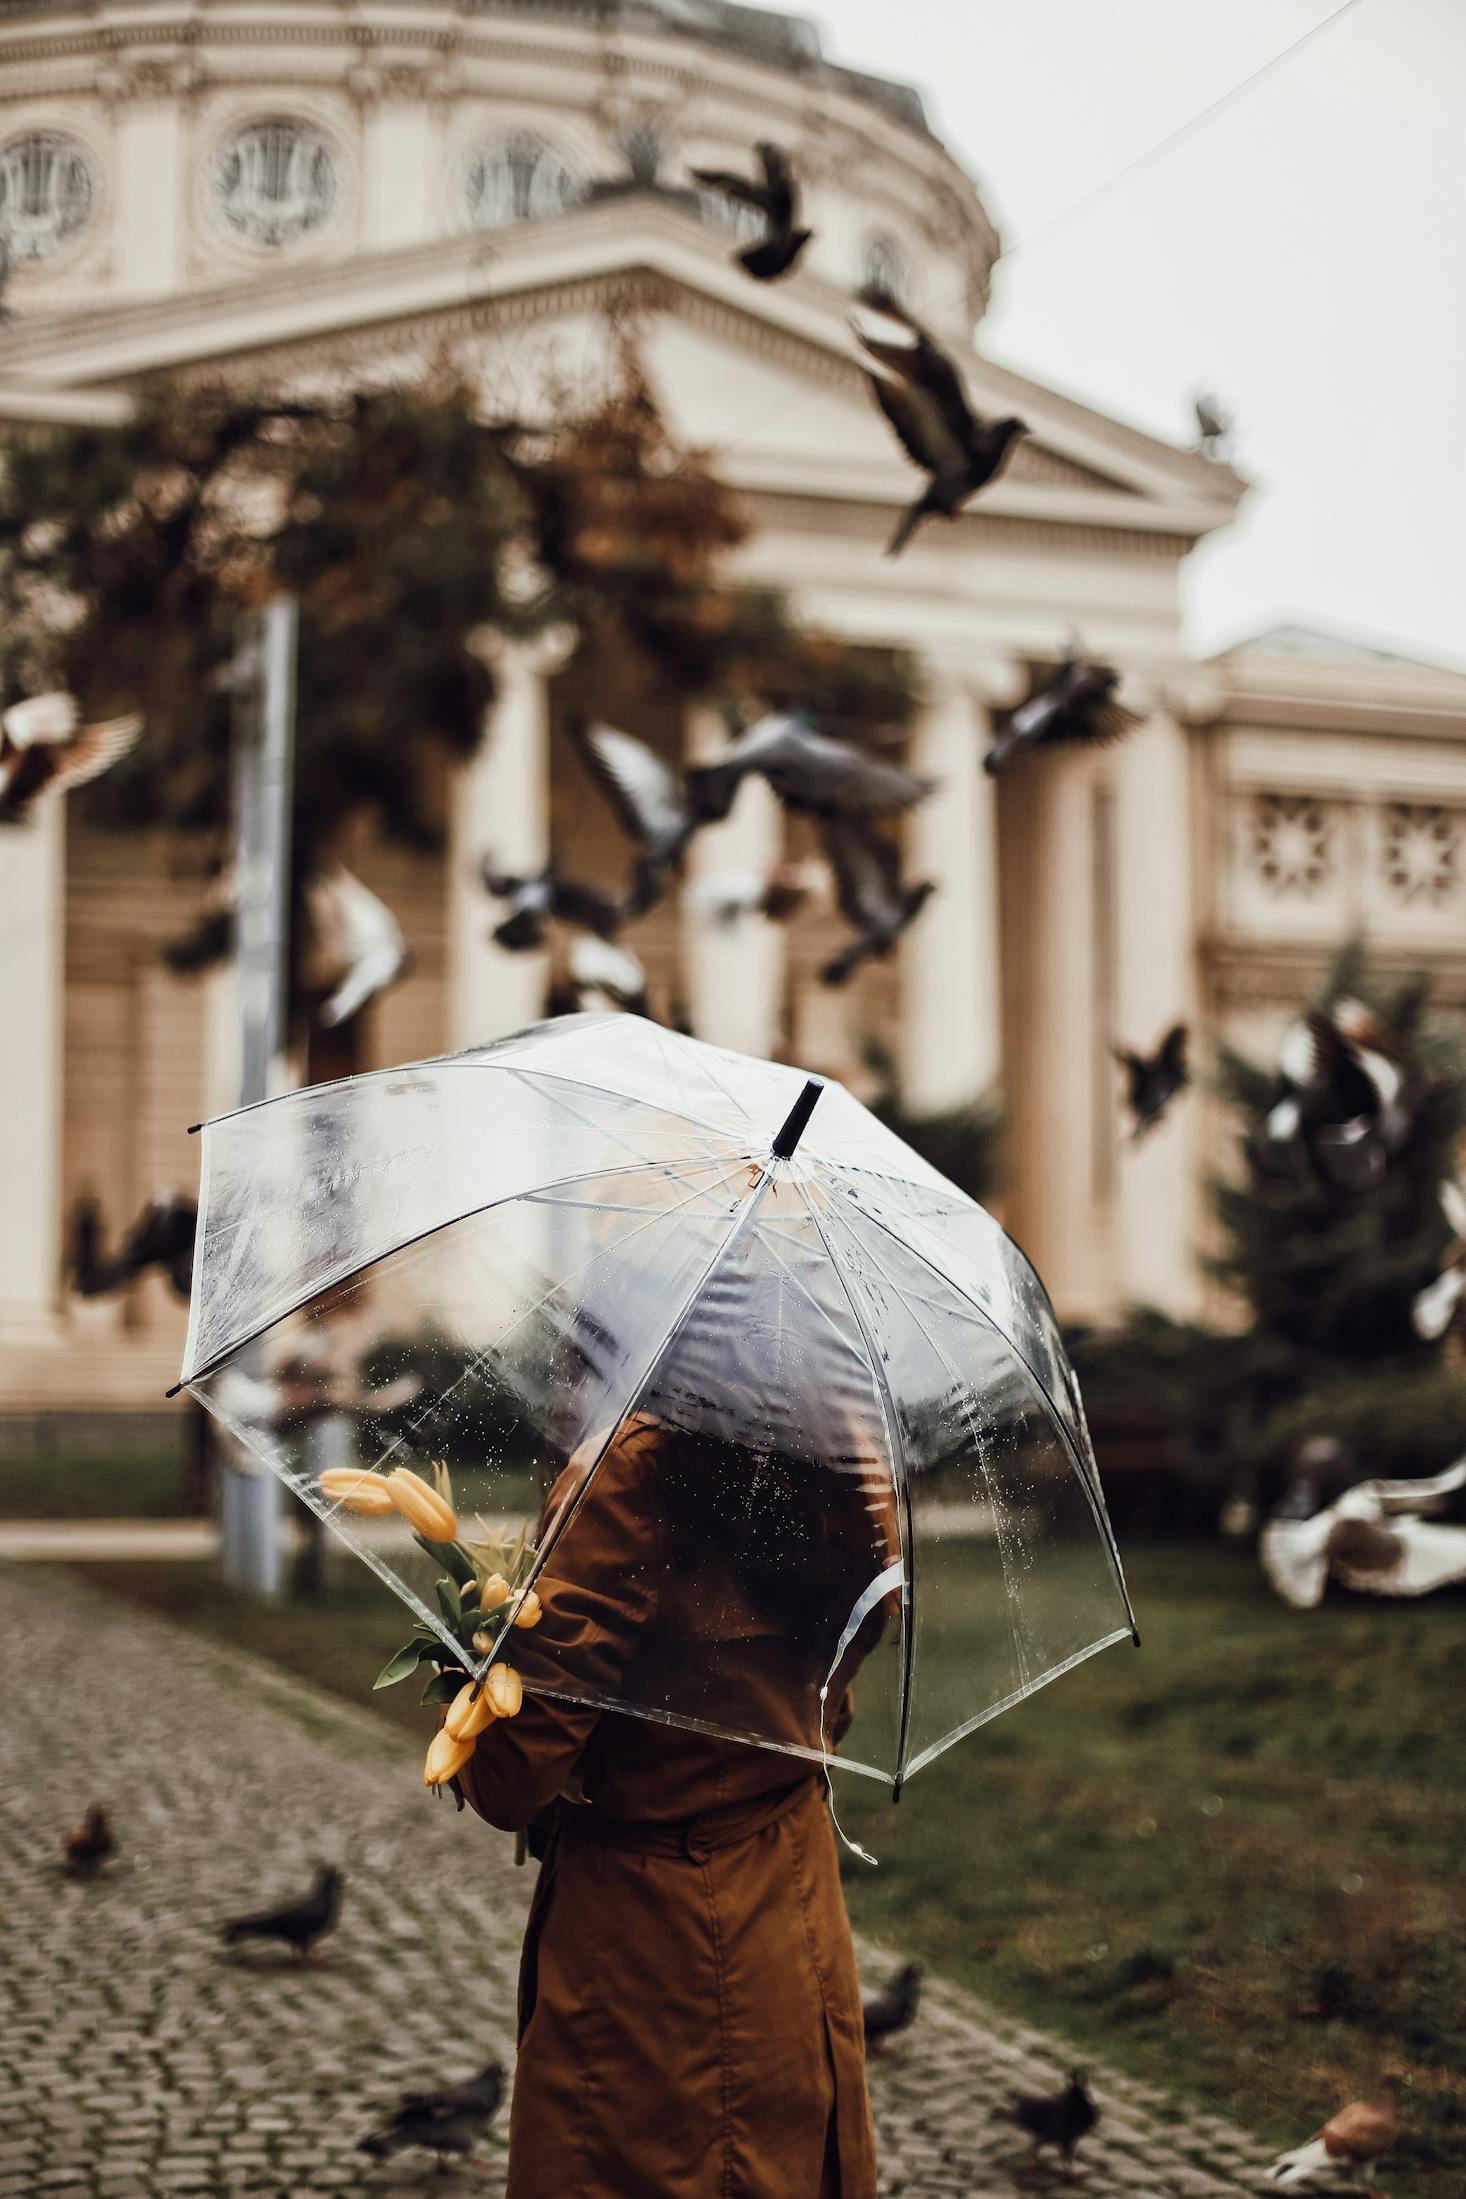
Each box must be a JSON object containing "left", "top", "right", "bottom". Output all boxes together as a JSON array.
[
  {"left": 470, "top": 1628, "right": 498, "bottom": 1656},
  {"left": 444, "top": 1682, "right": 497, "bottom": 1743},
  {"left": 423, "top": 1726, "right": 477, "bottom": 1786},
  {"left": 316, "top": 1467, "right": 395, "bottom": 1518},
  {"left": 384, "top": 1467, "right": 458, "bottom": 1542},
  {"left": 477, "top": 1573, "right": 511, "bottom": 1610},
  {"left": 484, "top": 1663, "right": 523, "bottom": 1718},
  {"left": 512, "top": 1591, "right": 542, "bottom": 1631}
]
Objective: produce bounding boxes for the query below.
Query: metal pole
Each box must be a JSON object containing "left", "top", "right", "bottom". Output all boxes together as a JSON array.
[{"left": 219, "top": 595, "right": 297, "bottom": 1597}]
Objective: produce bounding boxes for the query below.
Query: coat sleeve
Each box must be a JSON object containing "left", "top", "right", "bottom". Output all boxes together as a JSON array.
[{"left": 457, "top": 1422, "right": 662, "bottom": 1833}]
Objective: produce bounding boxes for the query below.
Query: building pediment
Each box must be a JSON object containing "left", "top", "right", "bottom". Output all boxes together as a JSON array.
[{"left": 0, "top": 192, "right": 1244, "bottom": 542}]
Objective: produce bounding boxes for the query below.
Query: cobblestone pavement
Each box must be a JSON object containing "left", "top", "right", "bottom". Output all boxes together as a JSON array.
[{"left": 0, "top": 1567, "right": 1347, "bottom": 2198}]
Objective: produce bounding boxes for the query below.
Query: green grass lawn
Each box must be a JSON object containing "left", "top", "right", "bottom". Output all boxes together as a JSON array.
[
  {"left": 65, "top": 1541, "right": 1466, "bottom": 2191},
  {"left": 0, "top": 1441, "right": 189, "bottom": 1518}
]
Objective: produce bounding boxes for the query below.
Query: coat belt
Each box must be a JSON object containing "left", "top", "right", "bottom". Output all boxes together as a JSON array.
[{"left": 556, "top": 1776, "right": 813, "bottom": 1862}]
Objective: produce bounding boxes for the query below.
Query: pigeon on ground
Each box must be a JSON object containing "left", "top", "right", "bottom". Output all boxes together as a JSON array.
[
  {"left": 690, "top": 141, "right": 812, "bottom": 281},
  {"left": 862, "top": 1961, "right": 922, "bottom": 2055},
  {"left": 1266, "top": 2074, "right": 1404, "bottom": 2192},
  {"left": 687, "top": 712, "right": 932, "bottom": 827},
  {"left": 853, "top": 287, "right": 1027, "bottom": 556},
  {"left": 481, "top": 859, "right": 623, "bottom": 952},
  {"left": 1250, "top": 1003, "right": 1411, "bottom": 1192},
  {"left": 62, "top": 1804, "right": 116, "bottom": 1875},
  {"left": 1193, "top": 392, "right": 1233, "bottom": 457},
  {"left": 575, "top": 719, "right": 699, "bottom": 916},
  {"left": 568, "top": 932, "right": 650, "bottom": 1015},
  {"left": 985, "top": 643, "right": 1142, "bottom": 776},
  {"left": 359, "top": 2059, "right": 505, "bottom": 2169},
  {"left": 220, "top": 1864, "right": 342, "bottom": 1961},
  {"left": 993, "top": 2069, "right": 1099, "bottom": 2173},
  {"left": 307, "top": 866, "right": 408, "bottom": 1030},
  {"left": 818, "top": 822, "right": 935, "bottom": 986},
  {"left": 0, "top": 693, "right": 141, "bottom": 824},
  {"left": 1115, "top": 1024, "right": 1189, "bottom": 1138},
  {"left": 1413, "top": 1179, "right": 1466, "bottom": 1340}
]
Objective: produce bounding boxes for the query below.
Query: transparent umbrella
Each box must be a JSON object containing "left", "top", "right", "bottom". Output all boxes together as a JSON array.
[{"left": 175, "top": 1014, "right": 1136, "bottom": 1796}]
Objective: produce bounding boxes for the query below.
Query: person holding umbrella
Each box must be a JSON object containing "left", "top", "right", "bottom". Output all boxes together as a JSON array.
[{"left": 175, "top": 1015, "right": 1137, "bottom": 2199}]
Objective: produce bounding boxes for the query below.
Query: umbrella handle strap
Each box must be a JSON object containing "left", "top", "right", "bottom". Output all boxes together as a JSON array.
[{"left": 818, "top": 1558, "right": 903, "bottom": 1867}]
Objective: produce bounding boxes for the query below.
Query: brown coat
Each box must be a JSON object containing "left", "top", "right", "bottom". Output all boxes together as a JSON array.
[{"left": 457, "top": 1421, "right": 879, "bottom": 2199}]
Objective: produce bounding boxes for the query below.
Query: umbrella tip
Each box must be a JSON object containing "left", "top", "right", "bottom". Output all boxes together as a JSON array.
[
  {"left": 772, "top": 1077, "right": 825, "bottom": 1161},
  {"left": 1130, "top": 1625, "right": 1142, "bottom": 1649},
  {"left": 164, "top": 1382, "right": 184, "bottom": 1400}
]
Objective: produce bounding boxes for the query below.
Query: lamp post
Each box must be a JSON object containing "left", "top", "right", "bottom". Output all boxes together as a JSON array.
[{"left": 218, "top": 594, "right": 297, "bottom": 1597}]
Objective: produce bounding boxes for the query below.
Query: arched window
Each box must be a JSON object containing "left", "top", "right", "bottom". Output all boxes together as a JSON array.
[
  {"left": 0, "top": 133, "right": 96, "bottom": 263},
  {"left": 461, "top": 135, "right": 581, "bottom": 230},
  {"left": 211, "top": 119, "right": 337, "bottom": 248},
  {"left": 861, "top": 230, "right": 911, "bottom": 303}
]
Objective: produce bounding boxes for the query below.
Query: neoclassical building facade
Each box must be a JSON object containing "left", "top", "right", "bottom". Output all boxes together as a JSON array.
[{"left": 2, "top": 0, "right": 1464, "bottom": 1414}]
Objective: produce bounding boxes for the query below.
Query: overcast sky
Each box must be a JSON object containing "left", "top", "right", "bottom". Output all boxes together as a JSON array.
[{"left": 816, "top": 0, "right": 1465, "bottom": 665}]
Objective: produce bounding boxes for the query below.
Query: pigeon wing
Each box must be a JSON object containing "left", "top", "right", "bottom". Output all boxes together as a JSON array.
[
  {"left": 47, "top": 713, "right": 142, "bottom": 797},
  {"left": 689, "top": 165, "right": 774, "bottom": 216},
  {"left": 1158, "top": 1023, "right": 1189, "bottom": 1080},
  {"left": 822, "top": 819, "right": 901, "bottom": 929},
  {"left": 757, "top": 141, "right": 797, "bottom": 225},
  {"left": 754, "top": 718, "right": 932, "bottom": 817},
  {"left": 550, "top": 874, "right": 624, "bottom": 936},
  {"left": 579, "top": 721, "right": 688, "bottom": 848}
]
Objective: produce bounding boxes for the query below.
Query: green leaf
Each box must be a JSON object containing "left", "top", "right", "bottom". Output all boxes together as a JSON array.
[
  {"left": 414, "top": 1531, "right": 476, "bottom": 1587},
  {"left": 373, "top": 1640, "right": 425, "bottom": 1690},
  {"left": 420, "top": 1669, "right": 459, "bottom": 1706},
  {"left": 434, "top": 1575, "right": 462, "bottom": 1625}
]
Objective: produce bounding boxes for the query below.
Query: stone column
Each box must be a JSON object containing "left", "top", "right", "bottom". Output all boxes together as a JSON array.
[
  {"left": 898, "top": 672, "right": 1003, "bottom": 1115},
  {"left": 356, "top": 85, "right": 434, "bottom": 249},
  {"left": 1112, "top": 702, "right": 1201, "bottom": 1315},
  {"left": 682, "top": 705, "right": 784, "bottom": 1060},
  {"left": 446, "top": 642, "right": 560, "bottom": 1051},
  {"left": 1006, "top": 744, "right": 1108, "bottom": 1317},
  {"left": 0, "top": 802, "right": 65, "bottom": 1342}
]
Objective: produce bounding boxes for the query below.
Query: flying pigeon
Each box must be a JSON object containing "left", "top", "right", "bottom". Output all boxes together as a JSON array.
[
  {"left": 818, "top": 820, "right": 935, "bottom": 986},
  {"left": 853, "top": 287, "right": 1027, "bottom": 556},
  {"left": 306, "top": 865, "right": 408, "bottom": 1029},
  {"left": 481, "top": 858, "right": 624, "bottom": 952},
  {"left": 1413, "top": 1180, "right": 1466, "bottom": 1340},
  {"left": 220, "top": 1864, "right": 343, "bottom": 1962},
  {"left": 690, "top": 859, "right": 827, "bottom": 928},
  {"left": 993, "top": 2069, "right": 1100, "bottom": 2173},
  {"left": 1193, "top": 391, "right": 1233, "bottom": 456},
  {"left": 575, "top": 719, "right": 698, "bottom": 915},
  {"left": 359, "top": 2060, "right": 505, "bottom": 2170},
  {"left": 690, "top": 141, "right": 812, "bottom": 281},
  {"left": 1116, "top": 1024, "right": 1189, "bottom": 1138},
  {"left": 69, "top": 1194, "right": 196, "bottom": 1301},
  {"left": 0, "top": 693, "right": 141, "bottom": 825},
  {"left": 1266, "top": 2074, "right": 1404, "bottom": 2192},
  {"left": 687, "top": 712, "right": 932, "bottom": 827},
  {"left": 568, "top": 932, "right": 649, "bottom": 1016},
  {"left": 862, "top": 1961, "right": 922, "bottom": 2055},
  {"left": 62, "top": 1804, "right": 116, "bottom": 1876},
  {"left": 1251, "top": 1003, "right": 1411, "bottom": 1193},
  {"left": 985, "top": 642, "right": 1142, "bottom": 776}
]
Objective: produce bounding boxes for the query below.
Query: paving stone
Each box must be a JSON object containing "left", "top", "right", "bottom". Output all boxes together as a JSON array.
[{"left": 0, "top": 1564, "right": 1327, "bottom": 2199}]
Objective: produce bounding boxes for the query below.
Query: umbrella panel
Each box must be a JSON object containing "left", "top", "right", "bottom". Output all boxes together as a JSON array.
[{"left": 194, "top": 1155, "right": 757, "bottom": 1659}]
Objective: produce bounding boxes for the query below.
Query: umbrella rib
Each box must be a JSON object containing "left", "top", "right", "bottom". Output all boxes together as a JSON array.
[
  {"left": 819, "top": 1194, "right": 1046, "bottom": 1708},
  {"left": 500, "top": 1065, "right": 727, "bottom": 1171},
  {"left": 824, "top": 1192, "right": 1137, "bottom": 1643},
  {"left": 177, "top": 1152, "right": 745, "bottom": 1391},
  {"left": 800, "top": 1176, "right": 917, "bottom": 1800}
]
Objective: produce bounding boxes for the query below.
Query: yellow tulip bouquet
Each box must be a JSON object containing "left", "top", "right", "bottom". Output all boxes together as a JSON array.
[{"left": 316, "top": 1459, "right": 541, "bottom": 1793}]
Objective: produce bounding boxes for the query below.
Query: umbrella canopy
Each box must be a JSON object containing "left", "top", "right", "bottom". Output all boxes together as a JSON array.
[{"left": 178, "top": 1014, "right": 1136, "bottom": 1793}]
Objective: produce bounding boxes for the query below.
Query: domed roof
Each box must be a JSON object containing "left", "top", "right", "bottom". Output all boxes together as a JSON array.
[{"left": 0, "top": 0, "right": 931, "bottom": 135}]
